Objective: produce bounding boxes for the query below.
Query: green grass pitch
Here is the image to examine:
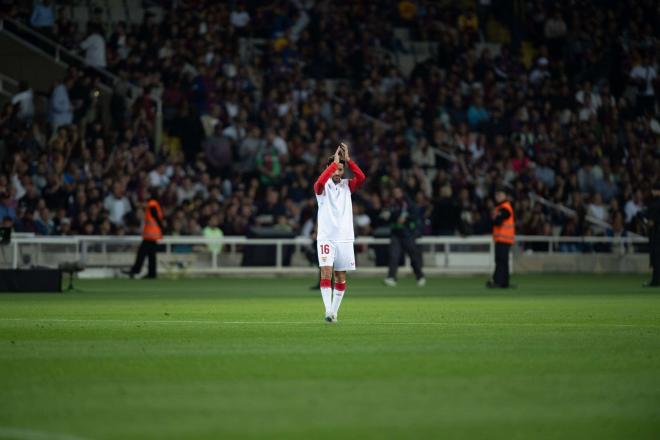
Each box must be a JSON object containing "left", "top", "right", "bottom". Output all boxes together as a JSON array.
[{"left": 1, "top": 274, "right": 659, "bottom": 439}]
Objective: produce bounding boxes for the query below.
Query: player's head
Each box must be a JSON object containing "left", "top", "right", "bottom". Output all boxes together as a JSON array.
[{"left": 327, "top": 156, "right": 345, "bottom": 184}]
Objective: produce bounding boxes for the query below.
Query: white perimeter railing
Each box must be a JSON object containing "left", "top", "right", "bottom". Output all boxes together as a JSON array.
[{"left": 0, "top": 234, "right": 649, "bottom": 276}]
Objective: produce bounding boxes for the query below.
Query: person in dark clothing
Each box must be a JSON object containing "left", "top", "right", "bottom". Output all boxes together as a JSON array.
[
  {"left": 487, "top": 189, "right": 515, "bottom": 288},
  {"left": 643, "top": 183, "right": 660, "bottom": 287},
  {"left": 123, "top": 193, "right": 164, "bottom": 279},
  {"left": 384, "top": 187, "right": 426, "bottom": 287},
  {"left": 431, "top": 185, "right": 461, "bottom": 235}
]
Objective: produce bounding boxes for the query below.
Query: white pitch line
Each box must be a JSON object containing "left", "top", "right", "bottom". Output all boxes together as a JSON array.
[
  {"left": 0, "top": 318, "right": 655, "bottom": 328},
  {"left": 0, "top": 318, "right": 317, "bottom": 325},
  {"left": 0, "top": 427, "right": 90, "bottom": 440}
]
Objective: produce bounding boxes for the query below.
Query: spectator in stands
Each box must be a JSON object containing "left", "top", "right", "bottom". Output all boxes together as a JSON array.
[
  {"left": 625, "top": 190, "right": 644, "bottom": 224},
  {"left": 204, "top": 125, "right": 233, "bottom": 177},
  {"left": 559, "top": 218, "right": 581, "bottom": 253},
  {"left": 54, "top": 6, "right": 77, "bottom": 49},
  {"left": 48, "top": 77, "right": 73, "bottom": 131},
  {"left": 80, "top": 22, "right": 107, "bottom": 68},
  {"left": 0, "top": 191, "right": 16, "bottom": 223},
  {"left": 529, "top": 57, "right": 550, "bottom": 85},
  {"left": 203, "top": 213, "right": 224, "bottom": 255},
  {"left": 467, "top": 95, "right": 489, "bottom": 129},
  {"left": 587, "top": 193, "right": 609, "bottom": 231},
  {"left": 148, "top": 162, "right": 170, "bottom": 189},
  {"left": 458, "top": 7, "right": 479, "bottom": 40},
  {"left": 630, "top": 54, "right": 657, "bottom": 116},
  {"left": 253, "top": 188, "right": 285, "bottom": 228},
  {"left": 11, "top": 81, "right": 35, "bottom": 124},
  {"left": 238, "top": 126, "right": 262, "bottom": 173},
  {"left": 30, "top": 0, "right": 54, "bottom": 31},
  {"left": 103, "top": 182, "right": 132, "bottom": 227},
  {"left": 108, "top": 21, "right": 129, "bottom": 62},
  {"left": 256, "top": 144, "right": 282, "bottom": 186},
  {"left": 230, "top": 3, "right": 250, "bottom": 32}
]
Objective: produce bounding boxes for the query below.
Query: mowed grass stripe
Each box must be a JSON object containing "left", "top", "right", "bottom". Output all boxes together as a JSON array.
[{"left": 0, "top": 317, "right": 656, "bottom": 328}]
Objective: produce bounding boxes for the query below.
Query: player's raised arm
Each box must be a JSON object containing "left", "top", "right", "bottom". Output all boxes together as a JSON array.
[
  {"left": 313, "top": 147, "right": 342, "bottom": 195},
  {"left": 341, "top": 142, "right": 365, "bottom": 192}
]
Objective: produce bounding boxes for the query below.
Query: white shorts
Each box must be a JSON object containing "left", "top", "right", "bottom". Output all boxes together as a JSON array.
[{"left": 317, "top": 240, "right": 356, "bottom": 271}]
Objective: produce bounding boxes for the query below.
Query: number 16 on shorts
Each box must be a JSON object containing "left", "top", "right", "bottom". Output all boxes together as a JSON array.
[{"left": 317, "top": 240, "right": 356, "bottom": 271}]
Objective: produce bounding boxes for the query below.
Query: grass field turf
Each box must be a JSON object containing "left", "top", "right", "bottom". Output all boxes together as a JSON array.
[{"left": 0, "top": 274, "right": 659, "bottom": 439}]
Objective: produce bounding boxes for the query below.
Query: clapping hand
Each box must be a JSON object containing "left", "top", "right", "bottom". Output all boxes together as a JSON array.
[
  {"left": 333, "top": 146, "right": 343, "bottom": 164},
  {"left": 340, "top": 142, "right": 350, "bottom": 162}
]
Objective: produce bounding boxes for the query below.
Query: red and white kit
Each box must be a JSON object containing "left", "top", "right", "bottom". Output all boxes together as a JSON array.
[{"left": 314, "top": 161, "right": 366, "bottom": 270}]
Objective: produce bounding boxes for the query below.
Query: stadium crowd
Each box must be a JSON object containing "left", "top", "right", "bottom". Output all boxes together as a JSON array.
[{"left": 0, "top": 0, "right": 659, "bottom": 252}]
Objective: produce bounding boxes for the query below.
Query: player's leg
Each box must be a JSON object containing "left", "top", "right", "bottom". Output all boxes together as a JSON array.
[
  {"left": 320, "top": 266, "right": 334, "bottom": 320},
  {"left": 331, "top": 270, "right": 346, "bottom": 321},
  {"left": 317, "top": 241, "right": 336, "bottom": 319},
  {"left": 331, "top": 242, "right": 355, "bottom": 320}
]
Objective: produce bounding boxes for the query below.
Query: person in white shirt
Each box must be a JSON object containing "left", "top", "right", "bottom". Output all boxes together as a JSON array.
[
  {"left": 624, "top": 190, "right": 644, "bottom": 224},
  {"left": 103, "top": 182, "right": 132, "bottom": 226},
  {"left": 11, "top": 81, "right": 35, "bottom": 123},
  {"left": 314, "top": 142, "right": 366, "bottom": 323},
  {"left": 587, "top": 192, "right": 609, "bottom": 233},
  {"left": 575, "top": 81, "right": 602, "bottom": 112},
  {"left": 49, "top": 78, "right": 73, "bottom": 131},
  {"left": 630, "top": 55, "right": 657, "bottom": 115},
  {"left": 80, "top": 24, "right": 107, "bottom": 68},
  {"left": 230, "top": 4, "right": 250, "bottom": 29},
  {"left": 223, "top": 119, "right": 246, "bottom": 141},
  {"left": 266, "top": 129, "right": 288, "bottom": 156},
  {"left": 148, "top": 163, "right": 170, "bottom": 188}
]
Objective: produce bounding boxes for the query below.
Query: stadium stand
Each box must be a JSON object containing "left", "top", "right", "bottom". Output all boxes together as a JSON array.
[{"left": 0, "top": 0, "right": 658, "bottom": 256}]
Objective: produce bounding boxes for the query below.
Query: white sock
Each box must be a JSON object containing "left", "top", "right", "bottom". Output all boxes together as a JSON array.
[
  {"left": 332, "top": 282, "right": 346, "bottom": 316},
  {"left": 320, "top": 279, "right": 332, "bottom": 314}
]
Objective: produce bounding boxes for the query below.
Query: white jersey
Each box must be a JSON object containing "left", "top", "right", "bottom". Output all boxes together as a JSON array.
[{"left": 316, "top": 178, "right": 354, "bottom": 242}]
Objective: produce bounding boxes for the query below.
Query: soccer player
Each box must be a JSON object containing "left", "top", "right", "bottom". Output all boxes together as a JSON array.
[{"left": 314, "top": 142, "right": 366, "bottom": 322}]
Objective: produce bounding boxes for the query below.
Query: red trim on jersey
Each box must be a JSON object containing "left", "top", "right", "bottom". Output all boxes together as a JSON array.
[
  {"left": 320, "top": 279, "right": 332, "bottom": 288},
  {"left": 334, "top": 281, "right": 346, "bottom": 292},
  {"left": 314, "top": 163, "right": 338, "bottom": 195},
  {"left": 347, "top": 160, "right": 366, "bottom": 193}
]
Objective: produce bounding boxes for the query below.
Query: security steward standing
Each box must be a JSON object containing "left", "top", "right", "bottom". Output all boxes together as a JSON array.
[
  {"left": 487, "top": 188, "right": 515, "bottom": 288},
  {"left": 643, "top": 183, "right": 660, "bottom": 287},
  {"left": 126, "top": 193, "right": 164, "bottom": 279}
]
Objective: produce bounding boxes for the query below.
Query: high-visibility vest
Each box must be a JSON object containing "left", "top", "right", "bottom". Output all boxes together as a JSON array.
[
  {"left": 142, "top": 199, "right": 163, "bottom": 241},
  {"left": 492, "top": 201, "right": 515, "bottom": 244}
]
